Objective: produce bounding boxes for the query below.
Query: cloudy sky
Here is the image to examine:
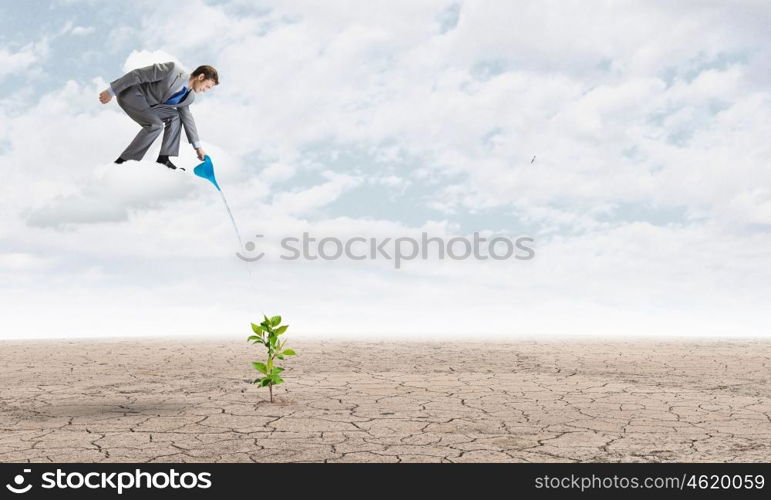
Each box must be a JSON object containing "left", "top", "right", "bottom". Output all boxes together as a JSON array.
[{"left": 1, "top": 0, "right": 770, "bottom": 339}]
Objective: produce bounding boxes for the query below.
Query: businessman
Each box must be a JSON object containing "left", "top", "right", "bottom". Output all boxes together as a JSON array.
[{"left": 99, "top": 61, "right": 218, "bottom": 170}]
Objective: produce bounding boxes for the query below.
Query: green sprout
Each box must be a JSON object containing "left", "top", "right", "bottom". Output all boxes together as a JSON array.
[{"left": 247, "top": 315, "right": 296, "bottom": 403}]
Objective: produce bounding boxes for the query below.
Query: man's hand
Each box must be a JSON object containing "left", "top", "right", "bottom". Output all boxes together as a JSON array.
[
  {"left": 99, "top": 89, "right": 113, "bottom": 104},
  {"left": 195, "top": 147, "right": 207, "bottom": 161}
]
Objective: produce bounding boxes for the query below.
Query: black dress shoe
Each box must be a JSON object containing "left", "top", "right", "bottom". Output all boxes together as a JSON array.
[{"left": 156, "top": 157, "right": 179, "bottom": 169}]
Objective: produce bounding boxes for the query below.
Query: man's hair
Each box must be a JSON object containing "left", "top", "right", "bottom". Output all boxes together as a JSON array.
[{"left": 191, "top": 65, "right": 219, "bottom": 85}]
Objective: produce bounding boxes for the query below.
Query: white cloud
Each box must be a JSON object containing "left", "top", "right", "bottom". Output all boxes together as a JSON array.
[
  {"left": 271, "top": 172, "right": 362, "bottom": 215},
  {"left": 122, "top": 49, "right": 182, "bottom": 72},
  {"left": 26, "top": 161, "right": 198, "bottom": 227},
  {"left": 0, "top": 40, "right": 48, "bottom": 81},
  {"left": 0, "top": 253, "right": 53, "bottom": 271},
  {"left": 70, "top": 26, "right": 95, "bottom": 36},
  {"left": 259, "top": 161, "right": 296, "bottom": 183},
  {"left": 2, "top": 1, "right": 771, "bottom": 339}
]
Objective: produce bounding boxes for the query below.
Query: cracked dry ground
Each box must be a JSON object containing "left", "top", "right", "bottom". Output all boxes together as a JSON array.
[{"left": 0, "top": 339, "right": 769, "bottom": 463}]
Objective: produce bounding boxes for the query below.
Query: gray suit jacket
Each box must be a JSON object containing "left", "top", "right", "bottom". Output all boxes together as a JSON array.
[{"left": 110, "top": 61, "right": 200, "bottom": 146}]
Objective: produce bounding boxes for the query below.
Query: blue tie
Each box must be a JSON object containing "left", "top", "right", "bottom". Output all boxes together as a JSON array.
[{"left": 164, "top": 86, "right": 189, "bottom": 105}]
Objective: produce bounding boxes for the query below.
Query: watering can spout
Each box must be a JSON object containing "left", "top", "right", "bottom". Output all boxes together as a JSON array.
[{"left": 193, "top": 155, "right": 221, "bottom": 191}]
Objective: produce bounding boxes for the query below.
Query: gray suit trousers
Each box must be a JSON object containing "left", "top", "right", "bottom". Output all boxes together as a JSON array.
[{"left": 116, "top": 87, "right": 183, "bottom": 160}]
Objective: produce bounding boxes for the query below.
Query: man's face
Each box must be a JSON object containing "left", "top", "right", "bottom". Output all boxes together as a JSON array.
[{"left": 192, "top": 76, "right": 216, "bottom": 93}]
